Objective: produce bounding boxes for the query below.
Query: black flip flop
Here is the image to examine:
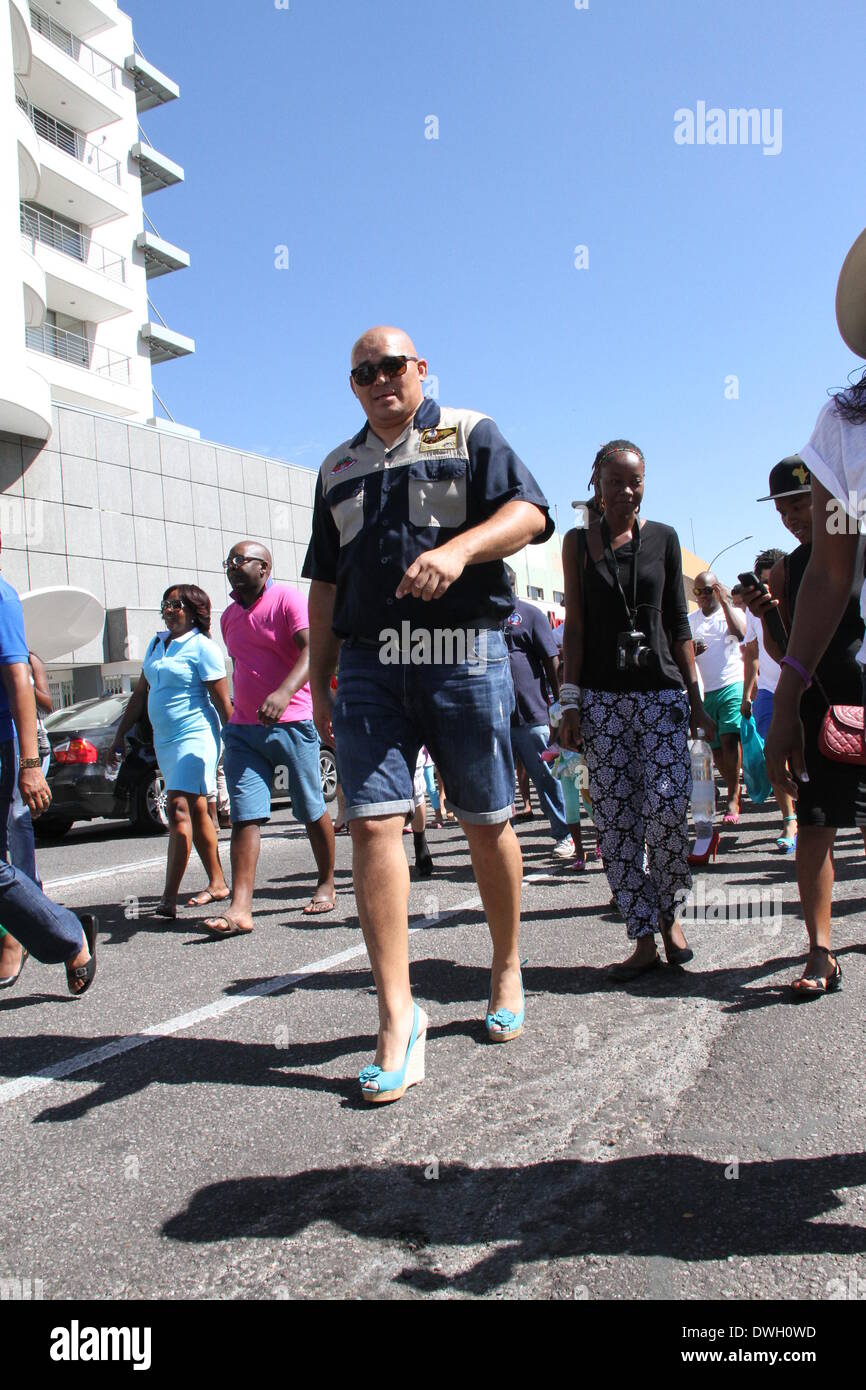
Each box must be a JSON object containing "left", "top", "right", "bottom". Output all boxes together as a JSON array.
[{"left": 67, "top": 914, "right": 97, "bottom": 997}]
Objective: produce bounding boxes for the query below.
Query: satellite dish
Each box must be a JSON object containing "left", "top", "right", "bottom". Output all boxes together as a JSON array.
[{"left": 18, "top": 587, "right": 105, "bottom": 661}]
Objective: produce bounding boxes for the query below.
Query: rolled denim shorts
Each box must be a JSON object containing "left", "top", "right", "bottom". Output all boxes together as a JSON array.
[
  {"left": 333, "top": 629, "right": 516, "bottom": 825},
  {"left": 222, "top": 719, "right": 326, "bottom": 824}
]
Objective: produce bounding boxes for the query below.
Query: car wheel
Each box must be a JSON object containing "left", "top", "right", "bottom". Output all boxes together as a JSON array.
[
  {"left": 33, "top": 817, "right": 74, "bottom": 841},
  {"left": 134, "top": 770, "right": 168, "bottom": 833},
  {"left": 320, "top": 746, "right": 338, "bottom": 803}
]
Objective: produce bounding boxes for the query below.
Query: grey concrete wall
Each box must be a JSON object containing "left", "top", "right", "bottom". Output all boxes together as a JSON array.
[{"left": 0, "top": 405, "right": 317, "bottom": 670}]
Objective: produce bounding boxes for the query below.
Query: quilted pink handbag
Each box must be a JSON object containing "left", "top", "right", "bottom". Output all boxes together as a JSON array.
[{"left": 818, "top": 704, "right": 866, "bottom": 764}]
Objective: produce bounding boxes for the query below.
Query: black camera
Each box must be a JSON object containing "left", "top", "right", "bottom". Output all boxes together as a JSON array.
[{"left": 616, "top": 628, "right": 656, "bottom": 672}]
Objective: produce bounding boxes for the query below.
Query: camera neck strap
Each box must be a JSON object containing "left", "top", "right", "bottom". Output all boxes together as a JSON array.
[{"left": 600, "top": 516, "right": 641, "bottom": 626}]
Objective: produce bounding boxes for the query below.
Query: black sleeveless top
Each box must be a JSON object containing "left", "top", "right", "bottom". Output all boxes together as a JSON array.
[
  {"left": 784, "top": 540, "right": 866, "bottom": 687},
  {"left": 578, "top": 519, "right": 692, "bottom": 692}
]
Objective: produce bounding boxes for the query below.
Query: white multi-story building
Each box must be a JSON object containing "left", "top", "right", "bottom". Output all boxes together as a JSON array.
[
  {"left": 1, "top": 0, "right": 191, "bottom": 439},
  {"left": 0, "top": 0, "right": 318, "bottom": 708}
]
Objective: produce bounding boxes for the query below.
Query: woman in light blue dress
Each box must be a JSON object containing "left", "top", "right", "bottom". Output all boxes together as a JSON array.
[{"left": 111, "top": 585, "right": 233, "bottom": 918}]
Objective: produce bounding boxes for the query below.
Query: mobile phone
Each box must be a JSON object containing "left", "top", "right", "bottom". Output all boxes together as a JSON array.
[
  {"left": 737, "top": 571, "right": 762, "bottom": 591},
  {"left": 737, "top": 572, "right": 789, "bottom": 652}
]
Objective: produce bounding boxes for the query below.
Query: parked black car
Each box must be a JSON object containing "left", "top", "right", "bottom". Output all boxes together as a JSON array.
[
  {"left": 34, "top": 694, "right": 338, "bottom": 839},
  {"left": 35, "top": 694, "right": 167, "bottom": 840}
]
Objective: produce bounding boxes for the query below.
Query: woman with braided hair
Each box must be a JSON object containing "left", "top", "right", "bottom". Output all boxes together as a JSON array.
[{"left": 559, "top": 440, "right": 716, "bottom": 979}]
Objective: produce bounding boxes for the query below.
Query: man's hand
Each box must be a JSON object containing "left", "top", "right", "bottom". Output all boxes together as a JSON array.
[
  {"left": 19, "top": 765, "right": 51, "bottom": 818},
  {"left": 693, "top": 640, "right": 707, "bottom": 656},
  {"left": 740, "top": 696, "right": 753, "bottom": 719},
  {"left": 396, "top": 542, "right": 466, "bottom": 602},
  {"left": 311, "top": 683, "right": 335, "bottom": 746},
  {"left": 257, "top": 689, "right": 289, "bottom": 725}
]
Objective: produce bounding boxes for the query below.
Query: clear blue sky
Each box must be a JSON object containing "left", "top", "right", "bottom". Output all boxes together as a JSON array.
[{"left": 127, "top": 0, "right": 866, "bottom": 583}]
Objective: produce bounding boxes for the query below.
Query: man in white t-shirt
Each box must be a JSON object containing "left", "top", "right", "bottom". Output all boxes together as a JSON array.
[
  {"left": 740, "top": 547, "right": 797, "bottom": 851},
  {"left": 688, "top": 572, "right": 746, "bottom": 821}
]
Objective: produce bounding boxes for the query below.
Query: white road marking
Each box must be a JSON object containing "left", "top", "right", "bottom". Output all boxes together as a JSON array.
[
  {"left": 0, "top": 869, "right": 560, "bottom": 1109},
  {"left": 41, "top": 827, "right": 307, "bottom": 892},
  {"left": 43, "top": 859, "right": 167, "bottom": 891}
]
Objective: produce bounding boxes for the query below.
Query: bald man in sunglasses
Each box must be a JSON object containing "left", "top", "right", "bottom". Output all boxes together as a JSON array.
[{"left": 303, "top": 325, "right": 553, "bottom": 1101}]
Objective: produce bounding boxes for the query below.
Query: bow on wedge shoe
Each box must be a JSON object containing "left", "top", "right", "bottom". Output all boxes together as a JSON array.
[
  {"left": 485, "top": 973, "right": 525, "bottom": 1042},
  {"left": 359, "top": 1004, "right": 427, "bottom": 1104}
]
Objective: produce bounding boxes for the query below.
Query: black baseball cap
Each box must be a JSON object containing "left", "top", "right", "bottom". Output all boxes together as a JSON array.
[{"left": 756, "top": 455, "right": 812, "bottom": 502}]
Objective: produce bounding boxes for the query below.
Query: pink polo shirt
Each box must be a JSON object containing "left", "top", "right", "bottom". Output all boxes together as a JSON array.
[{"left": 221, "top": 581, "right": 313, "bottom": 725}]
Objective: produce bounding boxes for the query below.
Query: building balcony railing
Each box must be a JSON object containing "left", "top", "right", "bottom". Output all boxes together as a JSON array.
[
  {"left": 20, "top": 203, "right": 126, "bottom": 282},
  {"left": 16, "top": 97, "right": 122, "bottom": 185},
  {"left": 25, "top": 323, "right": 131, "bottom": 383},
  {"left": 29, "top": 5, "right": 121, "bottom": 92}
]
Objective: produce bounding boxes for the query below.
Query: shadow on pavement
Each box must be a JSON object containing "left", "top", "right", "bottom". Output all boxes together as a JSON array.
[{"left": 161, "top": 1150, "right": 866, "bottom": 1293}]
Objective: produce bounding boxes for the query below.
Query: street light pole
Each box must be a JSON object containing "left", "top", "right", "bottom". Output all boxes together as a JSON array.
[{"left": 707, "top": 535, "right": 754, "bottom": 572}]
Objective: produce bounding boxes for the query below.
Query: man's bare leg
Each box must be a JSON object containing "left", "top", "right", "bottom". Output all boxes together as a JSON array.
[
  {"left": 351, "top": 813, "right": 417, "bottom": 1072},
  {"left": 304, "top": 811, "right": 336, "bottom": 913},
  {"left": 714, "top": 733, "right": 742, "bottom": 815},
  {"left": 462, "top": 819, "right": 524, "bottom": 1015},
  {"left": 204, "top": 821, "right": 260, "bottom": 932}
]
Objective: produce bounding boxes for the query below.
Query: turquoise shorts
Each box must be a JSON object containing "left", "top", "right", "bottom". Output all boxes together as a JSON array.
[{"left": 703, "top": 682, "right": 744, "bottom": 749}]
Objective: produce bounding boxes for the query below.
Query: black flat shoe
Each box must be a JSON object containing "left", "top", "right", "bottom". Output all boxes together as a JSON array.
[
  {"left": 608, "top": 951, "right": 661, "bottom": 982},
  {"left": 66, "top": 914, "right": 97, "bottom": 997},
  {"left": 414, "top": 850, "right": 434, "bottom": 878},
  {"left": 0, "top": 947, "right": 28, "bottom": 991},
  {"left": 664, "top": 945, "right": 694, "bottom": 966}
]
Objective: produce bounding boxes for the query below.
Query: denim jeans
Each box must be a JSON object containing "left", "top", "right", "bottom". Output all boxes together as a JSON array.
[
  {"left": 333, "top": 630, "right": 515, "bottom": 824},
  {"left": 6, "top": 739, "right": 49, "bottom": 886},
  {"left": 509, "top": 723, "right": 570, "bottom": 841},
  {"left": 0, "top": 739, "right": 83, "bottom": 964}
]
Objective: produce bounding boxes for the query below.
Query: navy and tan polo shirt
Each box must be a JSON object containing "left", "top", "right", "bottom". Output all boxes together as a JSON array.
[{"left": 301, "top": 397, "right": 553, "bottom": 640}]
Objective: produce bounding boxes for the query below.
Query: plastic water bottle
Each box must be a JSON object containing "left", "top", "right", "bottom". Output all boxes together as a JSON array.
[{"left": 689, "top": 729, "right": 715, "bottom": 827}]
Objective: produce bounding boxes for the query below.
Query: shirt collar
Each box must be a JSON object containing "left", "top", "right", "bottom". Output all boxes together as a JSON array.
[
  {"left": 159, "top": 627, "right": 197, "bottom": 646},
  {"left": 350, "top": 395, "right": 441, "bottom": 450},
  {"left": 230, "top": 575, "right": 274, "bottom": 607}
]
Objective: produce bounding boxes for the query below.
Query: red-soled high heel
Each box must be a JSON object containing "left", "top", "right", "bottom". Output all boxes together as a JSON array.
[{"left": 687, "top": 829, "right": 720, "bottom": 866}]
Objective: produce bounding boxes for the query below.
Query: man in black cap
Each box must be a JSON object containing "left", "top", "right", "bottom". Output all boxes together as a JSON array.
[{"left": 755, "top": 454, "right": 814, "bottom": 516}]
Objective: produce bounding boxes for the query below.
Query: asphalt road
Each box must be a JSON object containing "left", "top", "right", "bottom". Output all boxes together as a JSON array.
[{"left": 1, "top": 801, "right": 864, "bottom": 1301}]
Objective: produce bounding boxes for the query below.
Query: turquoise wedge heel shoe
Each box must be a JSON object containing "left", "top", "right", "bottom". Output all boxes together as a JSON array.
[
  {"left": 359, "top": 1003, "right": 427, "bottom": 1103},
  {"left": 485, "top": 976, "right": 525, "bottom": 1042}
]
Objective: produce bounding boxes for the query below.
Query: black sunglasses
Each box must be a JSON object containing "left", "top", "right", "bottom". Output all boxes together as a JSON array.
[
  {"left": 350, "top": 355, "right": 418, "bottom": 387},
  {"left": 161, "top": 598, "right": 186, "bottom": 612}
]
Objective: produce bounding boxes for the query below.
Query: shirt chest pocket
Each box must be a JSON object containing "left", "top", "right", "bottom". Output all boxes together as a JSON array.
[
  {"left": 407, "top": 457, "right": 467, "bottom": 529},
  {"left": 328, "top": 479, "right": 365, "bottom": 548}
]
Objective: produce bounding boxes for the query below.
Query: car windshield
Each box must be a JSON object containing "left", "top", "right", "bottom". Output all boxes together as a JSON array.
[{"left": 44, "top": 696, "right": 129, "bottom": 732}]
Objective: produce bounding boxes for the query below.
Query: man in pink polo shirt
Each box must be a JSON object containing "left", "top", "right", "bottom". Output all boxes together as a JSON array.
[{"left": 203, "top": 540, "right": 336, "bottom": 934}]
